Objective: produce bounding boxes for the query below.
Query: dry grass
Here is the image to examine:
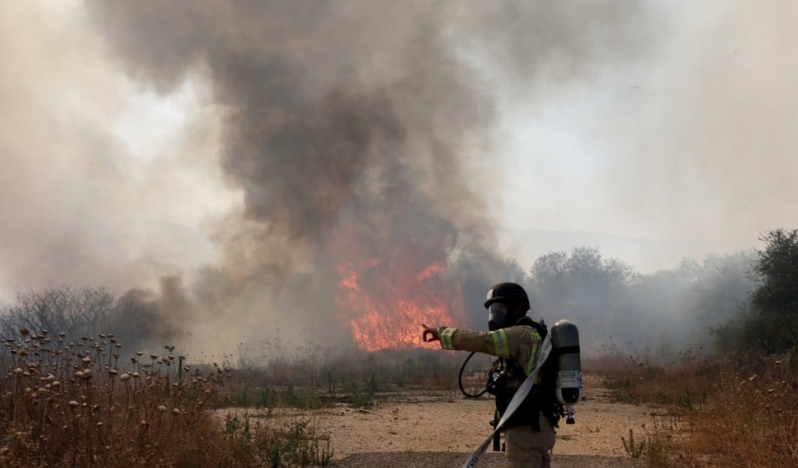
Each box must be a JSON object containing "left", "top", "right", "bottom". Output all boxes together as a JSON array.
[
  {"left": 592, "top": 349, "right": 798, "bottom": 468},
  {"left": 586, "top": 349, "right": 712, "bottom": 410},
  {"left": 0, "top": 329, "right": 332, "bottom": 467},
  {"left": 222, "top": 348, "right": 464, "bottom": 411}
]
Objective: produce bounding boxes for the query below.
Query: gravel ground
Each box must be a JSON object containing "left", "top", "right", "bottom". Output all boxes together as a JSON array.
[
  {"left": 224, "top": 374, "right": 658, "bottom": 468},
  {"left": 330, "top": 452, "right": 646, "bottom": 468}
]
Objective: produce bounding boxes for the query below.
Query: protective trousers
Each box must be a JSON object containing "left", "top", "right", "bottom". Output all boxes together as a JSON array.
[{"left": 504, "top": 416, "right": 556, "bottom": 468}]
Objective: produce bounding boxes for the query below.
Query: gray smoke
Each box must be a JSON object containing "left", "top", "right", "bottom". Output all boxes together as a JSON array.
[
  {"left": 83, "top": 1, "right": 650, "bottom": 247},
  {"left": 0, "top": 1, "right": 655, "bottom": 354}
]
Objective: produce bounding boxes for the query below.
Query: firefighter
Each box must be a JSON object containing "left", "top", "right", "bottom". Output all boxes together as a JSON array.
[{"left": 422, "top": 282, "right": 557, "bottom": 468}]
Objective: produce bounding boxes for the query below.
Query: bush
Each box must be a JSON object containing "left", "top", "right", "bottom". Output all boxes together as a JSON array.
[
  {"left": 597, "top": 350, "right": 798, "bottom": 468},
  {"left": 0, "top": 329, "right": 332, "bottom": 467},
  {"left": 742, "top": 229, "right": 798, "bottom": 353}
]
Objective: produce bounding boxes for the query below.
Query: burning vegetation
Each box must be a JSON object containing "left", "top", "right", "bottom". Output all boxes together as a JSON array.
[
  {"left": 53, "top": 0, "right": 654, "bottom": 355},
  {"left": 329, "top": 203, "right": 465, "bottom": 351}
]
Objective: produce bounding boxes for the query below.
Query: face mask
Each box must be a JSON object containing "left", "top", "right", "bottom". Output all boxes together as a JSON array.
[{"left": 488, "top": 302, "right": 509, "bottom": 331}]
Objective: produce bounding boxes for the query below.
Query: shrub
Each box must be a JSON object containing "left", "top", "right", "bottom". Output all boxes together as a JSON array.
[
  {"left": 597, "top": 349, "right": 798, "bottom": 468},
  {"left": 0, "top": 329, "right": 332, "bottom": 467}
]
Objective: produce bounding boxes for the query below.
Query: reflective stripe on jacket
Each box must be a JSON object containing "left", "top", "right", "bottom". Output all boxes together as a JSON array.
[{"left": 438, "top": 324, "right": 542, "bottom": 376}]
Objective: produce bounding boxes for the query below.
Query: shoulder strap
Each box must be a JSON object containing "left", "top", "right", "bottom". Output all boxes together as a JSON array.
[
  {"left": 513, "top": 316, "right": 548, "bottom": 339},
  {"left": 463, "top": 333, "right": 553, "bottom": 468}
]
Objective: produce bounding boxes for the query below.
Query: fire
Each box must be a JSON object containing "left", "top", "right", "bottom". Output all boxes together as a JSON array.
[{"left": 331, "top": 221, "right": 464, "bottom": 351}]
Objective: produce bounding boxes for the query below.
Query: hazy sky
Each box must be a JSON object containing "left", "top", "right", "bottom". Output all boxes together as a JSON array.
[
  {"left": 496, "top": 1, "right": 798, "bottom": 270},
  {"left": 2, "top": 0, "right": 797, "bottom": 306}
]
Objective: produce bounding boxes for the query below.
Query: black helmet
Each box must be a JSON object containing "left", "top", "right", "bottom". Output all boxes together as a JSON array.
[{"left": 484, "top": 282, "right": 530, "bottom": 311}]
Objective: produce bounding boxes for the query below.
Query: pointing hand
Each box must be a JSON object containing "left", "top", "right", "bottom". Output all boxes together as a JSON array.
[{"left": 421, "top": 324, "right": 440, "bottom": 343}]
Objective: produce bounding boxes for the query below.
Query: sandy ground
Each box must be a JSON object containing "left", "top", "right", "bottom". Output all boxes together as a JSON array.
[{"left": 225, "top": 375, "right": 656, "bottom": 467}]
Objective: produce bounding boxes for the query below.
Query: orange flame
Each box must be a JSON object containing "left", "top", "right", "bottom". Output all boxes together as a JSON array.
[{"left": 331, "top": 223, "right": 464, "bottom": 351}]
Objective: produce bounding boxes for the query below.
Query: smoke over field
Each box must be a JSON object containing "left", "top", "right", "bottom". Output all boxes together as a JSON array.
[
  {"left": 7, "top": 1, "right": 793, "bottom": 358},
  {"left": 0, "top": 1, "right": 651, "bottom": 353}
]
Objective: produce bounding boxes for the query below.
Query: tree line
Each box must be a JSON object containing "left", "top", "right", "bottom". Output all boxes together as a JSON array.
[
  {"left": 2, "top": 228, "right": 796, "bottom": 357},
  {"left": 0, "top": 286, "right": 176, "bottom": 353},
  {"left": 455, "top": 228, "right": 798, "bottom": 357}
]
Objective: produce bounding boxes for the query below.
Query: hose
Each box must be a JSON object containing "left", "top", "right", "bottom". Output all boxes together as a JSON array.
[{"left": 458, "top": 351, "right": 489, "bottom": 398}]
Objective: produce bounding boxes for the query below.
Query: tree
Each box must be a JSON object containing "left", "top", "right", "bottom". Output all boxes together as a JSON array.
[
  {"left": 692, "top": 253, "right": 756, "bottom": 326},
  {"left": 678, "top": 252, "right": 757, "bottom": 351},
  {"left": 0, "top": 285, "right": 179, "bottom": 353},
  {"left": 529, "top": 247, "right": 636, "bottom": 343},
  {"left": 744, "top": 229, "right": 798, "bottom": 353},
  {"left": 531, "top": 247, "right": 635, "bottom": 295},
  {"left": 0, "top": 287, "right": 115, "bottom": 339}
]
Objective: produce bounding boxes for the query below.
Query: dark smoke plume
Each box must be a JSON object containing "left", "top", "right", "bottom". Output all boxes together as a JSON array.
[{"left": 26, "top": 1, "right": 653, "bottom": 353}]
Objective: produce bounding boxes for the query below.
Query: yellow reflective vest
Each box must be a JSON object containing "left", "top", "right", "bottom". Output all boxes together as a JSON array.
[{"left": 438, "top": 323, "right": 543, "bottom": 377}]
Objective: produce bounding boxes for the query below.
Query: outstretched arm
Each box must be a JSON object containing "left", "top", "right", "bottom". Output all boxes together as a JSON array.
[{"left": 422, "top": 324, "right": 542, "bottom": 374}]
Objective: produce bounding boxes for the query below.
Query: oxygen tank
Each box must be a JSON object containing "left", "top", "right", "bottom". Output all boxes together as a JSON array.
[{"left": 550, "top": 320, "right": 582, "bottom": 406}]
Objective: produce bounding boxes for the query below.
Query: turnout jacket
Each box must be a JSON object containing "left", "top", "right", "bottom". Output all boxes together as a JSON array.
[
  {"left": 438, "top": 323, "right": 543, "bottom": 381},
  {"left": 439, "top": 320, "right": 559, "bottom": 429}
]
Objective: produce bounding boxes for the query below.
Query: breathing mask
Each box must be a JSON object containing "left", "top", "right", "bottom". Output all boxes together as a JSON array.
[{"left": 488, "top": 302, "right": 510, "bottom": 331}]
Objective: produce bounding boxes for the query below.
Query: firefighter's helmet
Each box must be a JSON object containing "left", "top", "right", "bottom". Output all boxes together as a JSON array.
[{"left": 484, "top": 282, "right": 530, "bottom": 310}]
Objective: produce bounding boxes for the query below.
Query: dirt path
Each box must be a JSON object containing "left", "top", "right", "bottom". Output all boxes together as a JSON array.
[{"left": 232, "top": 375, "right": 656, "bottom": 467}]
